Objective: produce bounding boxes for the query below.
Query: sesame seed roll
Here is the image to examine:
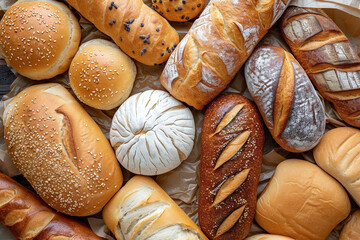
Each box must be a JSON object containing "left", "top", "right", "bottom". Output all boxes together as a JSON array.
[
  {"left": 0, "top": 0, "right": 81, "bottom": 80},
  {"left": 69, "top": 39, "right": 137, "bottom": 110},
  {"left": 3, "top": 83, "right": 123, "bottom": 216}
]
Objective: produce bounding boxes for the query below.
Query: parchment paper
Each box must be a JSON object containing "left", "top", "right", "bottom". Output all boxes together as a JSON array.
[{"left": 0, "top": 0, "right": 360, "bottom": 239}]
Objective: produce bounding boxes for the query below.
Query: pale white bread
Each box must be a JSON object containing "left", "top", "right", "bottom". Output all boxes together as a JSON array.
[
  {"left": 3, "top": 83, "right": 123, "bottom": 216},
  {"left": 340, "top": 210, "right": 360, "bottom": 240},
  {"left": 314, "top": 127, "right": 360, "bottom": 206},
  {"left": 103, "top": 175, "right": 208, "bottom": 240},
  {"left": 244, "top": 45, "right": 326, "bottom": 153},
  {"left": 69, "top": 39, "right": 137, "bottom": 110},
  {"left": 110, "top": 90, "right": 195, "bottom": 175},
  {"left": 0, "top": 0, "right": 81, "bottom": 80},
  {"left": 256, "top": 159, "right": 351, "bottom": 240},
  {"left": 245, "top": 234, "right": 294, "bottom": 240}
]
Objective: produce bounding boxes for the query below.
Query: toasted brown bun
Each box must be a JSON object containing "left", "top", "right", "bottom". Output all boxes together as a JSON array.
[
  {"left": 69, "top": 39, "right": 137, "bottom": 110},
  {"left": 3, "top": 83, "right": 122, "bottom": 216},
  {"left": 0, "top": 0, "right": 81, "bottom": 80},
  {"left": 340, "top": 210, "right": 360, "bottom": 240},
  {"left": 256, "top": 159, "right": 351, "bottom": 240}
]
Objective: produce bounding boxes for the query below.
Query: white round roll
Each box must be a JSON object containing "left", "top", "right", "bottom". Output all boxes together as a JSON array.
[{"left": 110, "top": 90, "right": 195, "bottom": 175}]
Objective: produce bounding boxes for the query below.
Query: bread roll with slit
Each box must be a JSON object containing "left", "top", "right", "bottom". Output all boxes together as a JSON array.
[
  {"left": 244, "top": 45, "right": 326, "bottom": 153},
  {"left": 280, "top": 7, "right": 360, "bottom": 127},
  {"left": 3, "top": 83, "right": 122, "bottom": 216},
  {"left": 64, "top": 0, "right": 179, "bottom": 66},
  {"left": 340, "top": 210, "right": 360, "bottom": 240},
  {"left": 103, "top": 175, "right": 208, "bottom": 240},
  {"left": 314, "top": 127, "right": 360, "bottom": 206},
  {"left": 160, "top": 0, "right": 290, "bottom": 110},
  {"left": 0, "top": 172, "right": 103, "bottom": 240},
  {"left": 199, "top": 94, "right": 265, "bottom": 239}
]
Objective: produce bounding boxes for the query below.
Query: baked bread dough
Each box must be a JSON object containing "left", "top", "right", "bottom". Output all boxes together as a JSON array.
[{"left": 110, "top": 90, "right": 195, "bottom": 175}]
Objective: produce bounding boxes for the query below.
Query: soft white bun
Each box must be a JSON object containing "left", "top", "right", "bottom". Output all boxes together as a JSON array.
[
  {"left": 256, "top": 159, "right": 351, "bottom": 240},
  {"left": 245, "top": 234, "right": 294, "bottom": 240},
  {"left": 110, "top": 90, "right": 195, "bottom": 175},
  {"left": 314, "top": 127, "right": 360, "bottom": 206},
  {"left": 103, "top": 175, "right": 207, "bottom": 240},
  {"left": 69, "top": 39, "right": 137, "bottom": 110},
  {"left": 0, "top": 0, "right": 81, "bottom": 80},
  {"left": 340, "top": 210, "right": 360, "bottom": 240}
]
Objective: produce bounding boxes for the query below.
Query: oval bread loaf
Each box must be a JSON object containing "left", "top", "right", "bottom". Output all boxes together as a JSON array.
[
  {"left": 3, "top": 83, "right": 123, "bottom": 216},
  {"left": 199, "top": 94, "right": 265, "bottom": 239},
  {"left": 103, "top": 175, "right": 208, "bottom": 240},
  {"left": 340, "top": 210, "right": 360, "bottom": 240},
  {"left": 245, "top": 234, "right": 294, "bottom": 240},
  {"left": 245, "top": 45, "right": 326, "bottom": 153}
]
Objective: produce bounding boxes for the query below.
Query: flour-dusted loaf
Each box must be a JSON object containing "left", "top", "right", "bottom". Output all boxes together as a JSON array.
[
  {"left": 160, "top": 0, "right": 290, "bottom": 110},
  {"left": 340, "top": 210, "right": 360, "bottom": 240},
  {"left": 103, "top": 175, "right": 208, "bottom": 240},
  {"left": 245, "top": 45, "right": 326, "bottom": 153},
  {"left": 152, "top": 0, "right": 206, "bottom": 22},
  {"left": 3, "top": 83, "right": 123, "bottom": 216},
  {"left": 199, "top": 94, "right": 265, "bottom": 239},
  {"left": 256, "top": 159, "right": 351, "bottom": 240},
  {"left": 280, "top": 7, "right": 360, "bottom": 127},
  {"left": 0, "top": 0, "right": 81, "bottom": 80},
  {"left": 314, "top": 127, "right": 360, "bottom": 206},
  {"left": 69, "top": 39, "right": 137, "bottom": 110},
  {"left": 0, "top": 172, "right": 103, "bottom": 240},
  {"left": 64, "top": 0, "right": 179, "bottom": 66},
  {"left": 110, "top": 90, "right": 195, "bottom": 176}
]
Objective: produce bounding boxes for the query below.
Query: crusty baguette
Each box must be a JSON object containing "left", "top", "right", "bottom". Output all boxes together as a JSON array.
[
  {"left": 199, "top": 94, "right": 265, "bottom": 239},
  {"left": 152, "top": 0, "right": 206, "bottom": 22},
  {"left": 0, "top": 172, "right": 103, "bottom": 240},
  {"left": 3, "top": 83, "right": 122, "bottom": 216},
  {"left": 244, "top": 45, "right": 326, "bottom": 152},
  {"left": 64, "top": 0, "right": 179, "bottom": 66},
  {"left": 103, "top": 175, "right": 208, "bottom": 240},
  {"left": 160, "top": 0, "right": 290, "bottom": 110},
  {"left": 280, "top": 7, "right": 360, "bottom": 127}
]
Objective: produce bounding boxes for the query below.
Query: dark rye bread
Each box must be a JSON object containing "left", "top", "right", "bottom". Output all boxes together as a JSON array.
[
  {"left": 199, "top": 94, "right": 265, "bottom": 240},
  {"left": 0, "top": 172, "right": 103, "bottom": 239}
]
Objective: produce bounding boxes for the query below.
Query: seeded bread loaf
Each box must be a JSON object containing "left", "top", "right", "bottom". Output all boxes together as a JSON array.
[
  {"left": 160, "top": 0, "right": 290, "bottom": 110},
  {"left": 64, "top": 0, "right": 179, "bottom": 66},
  {"left": 244, "top": 45, "right": 326, "bottom": 152},
  {"left": 152, "top": 0, "right": 206, "bottom": 22},
  {"left": 280, "top": 7, "right": 360, "bottom": 127},
  {"left": 103, "top": 175, "right": 208, "bottom": 240},
  {"left": 199, "top": 94, "right": 265, "bottom": 239},
  {"left": 0, "top": 172, "right": 103, "bottom": 240},
  {"left": 3, "top": 83, "right": 123, "bottom": 216}
]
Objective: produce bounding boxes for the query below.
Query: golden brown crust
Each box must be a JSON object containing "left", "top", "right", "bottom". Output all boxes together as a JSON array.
[
  {"left": 199, "top": 94, "right": 265, "bottom": 239},
  {"left": 280, "top": 6, "right": 360, "bottom": 127},
  {"left": 0, "top": 172, "right": 103, "bottom": 240},
  {"left": 245, "top": 234, "right": 294, "bottom": 240},
  {"left": 103, "top": 175, "right": 208, "bottom": 240},
  {"left": 3, "top": 83, "right": 122, "bottom": 216},
  {"left": 152, "top": 0, "right": 206, "bottom": 22},
  {"left": 340, "top": 210, "right": 360, "bottom": 240},
  {"left": 244, "top": 45, "right": 326, "bottom": 153},
  {"left": 0, "top": 0, "right": 81, "bottom": 80},
  {"left": 69, "top": 39, "right": 137, "bottom": 110},
  {"left": 160, "top": 0, "right": 290, "bottom": 110},
  {"left": 64, "top": 0, "right": 179, "bottom": 66}
]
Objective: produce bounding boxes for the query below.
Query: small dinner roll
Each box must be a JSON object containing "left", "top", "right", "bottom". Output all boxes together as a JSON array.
[
  {"left": 69, "top": 39, "right": 137, "bottom": 110},
  {"left": 110, "top": 90, "right": 195, "bottom": 176},
  {"left": 0, "top": 0, "right": 81, "bottom": 80}
]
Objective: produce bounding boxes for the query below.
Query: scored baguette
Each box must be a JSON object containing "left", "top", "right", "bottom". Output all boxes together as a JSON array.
[
  {"left": 0, "top": 172, "right": 103, "bottom": 240},
  {"left": 64, "top": 0, "right": 179, "bottom": 66},
  {"left": 199, "top": 94, "right": 265, "bottom": 239},
  {"left": 280, "top": 7, "right": 360, "bottom": 127}
]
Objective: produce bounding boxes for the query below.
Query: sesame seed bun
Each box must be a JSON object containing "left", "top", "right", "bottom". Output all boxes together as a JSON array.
[
  {"left": 0, "top": 0, "right": 81, "bottom": 80},
  {"left": 3, "top": 83, "right": 123, "bottom": 216},
  {"left": 69, "top": 39, "right": 137, "bottom": 110}
]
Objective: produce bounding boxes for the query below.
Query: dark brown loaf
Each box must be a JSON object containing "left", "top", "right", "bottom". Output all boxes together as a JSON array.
[
  {"left": 160, "top": 0, "right": 290, "bottom": 110},
  {"left": 280, "top": 7, "right": 360, "bottom": 127},
  {"left": 0, "top": 172, "right": 103, "bottom": 240},
  {"left": 64, "top": 0, "right": 179, "bottom": 66},
  {"left": 244, "top": 45, "right": 326, "bottom": 152},
  {"left": 199, "top": 94, "right": 265, "bottom": 240}
]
